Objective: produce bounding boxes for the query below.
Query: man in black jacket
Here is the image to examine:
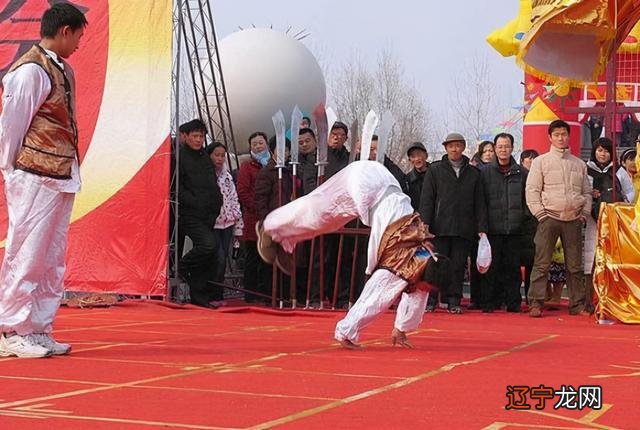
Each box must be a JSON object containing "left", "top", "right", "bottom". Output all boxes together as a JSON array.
[
  {"left": 480, "top": 133, "right": 528, "bottom": 313},
  {"left": 178, "top": 119, "right": 223, "bottom": 308},
  {"left": 405, "top": 142, "right": 429, "bottom": 211},
  {"left": 419, "top": 133, "right": 488, "bottom": 314},
  {"left": 324, "top": 122, "right": 354, "bottom": 306},
  {"left": 298, "top": 127, "right": 318, "bottom": 195}
]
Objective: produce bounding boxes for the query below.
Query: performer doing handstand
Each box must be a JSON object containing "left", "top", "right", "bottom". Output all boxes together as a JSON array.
[{"left": 256, "top": 160, "right": 449, "bottom": 349}]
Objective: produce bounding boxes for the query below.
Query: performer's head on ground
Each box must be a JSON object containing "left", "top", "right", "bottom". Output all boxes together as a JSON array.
[{"left": 40, "top": 2, "right": 87, "bottom": 59}]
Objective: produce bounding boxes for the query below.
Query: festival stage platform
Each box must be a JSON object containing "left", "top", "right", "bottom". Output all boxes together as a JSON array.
[{"left": 1, "top": 300, "right": 638, "bottom": 429}]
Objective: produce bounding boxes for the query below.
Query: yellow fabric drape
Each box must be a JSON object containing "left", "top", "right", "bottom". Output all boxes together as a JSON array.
[
  {"left": 516, "top": 0, "right": 640, "bottom": 83},
  {"left": 594, "top": 202, "right": 640, "bottom": 323}
]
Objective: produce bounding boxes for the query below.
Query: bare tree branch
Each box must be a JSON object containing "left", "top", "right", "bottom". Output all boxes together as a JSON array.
[{"left": 330, "top": 48, "right": 435, "bottom": 170}]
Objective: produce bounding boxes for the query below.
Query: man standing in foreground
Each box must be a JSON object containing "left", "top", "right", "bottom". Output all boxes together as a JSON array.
[
  {"left": 419, "top": 133, "right": 488, "bottom": 314},
  {"left": 0, "top": 3, "right": 87, "bottom": 358},
  {"left": 525, "top": 120, "right": 592, "bottom": 317}
]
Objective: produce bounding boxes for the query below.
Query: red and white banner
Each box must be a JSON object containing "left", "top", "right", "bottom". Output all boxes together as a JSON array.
[{"left": 0, "top": 0, "right": 172, "bottom": 296}]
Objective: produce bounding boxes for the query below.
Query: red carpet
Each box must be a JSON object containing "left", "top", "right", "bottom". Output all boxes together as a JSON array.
[{"left": 1, "top": 300, "right": 638, "bottom": 429}]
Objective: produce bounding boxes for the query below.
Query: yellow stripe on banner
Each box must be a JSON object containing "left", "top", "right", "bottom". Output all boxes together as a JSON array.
[{"left": 69, "top": 0, "right": 172, "bottom": 223}]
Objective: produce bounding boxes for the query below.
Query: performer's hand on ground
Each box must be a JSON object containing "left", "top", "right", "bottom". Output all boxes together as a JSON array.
[{"left": 391, "top": 328, "right": 413, "bottom": 348}]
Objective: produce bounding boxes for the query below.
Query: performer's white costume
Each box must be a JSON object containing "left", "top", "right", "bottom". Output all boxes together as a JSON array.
[
  {"left": 0, "top": 54, "right": 80, "bottom": 336},
  {"left": 264, "top": 161, "right": 430, "bottom": 343}
]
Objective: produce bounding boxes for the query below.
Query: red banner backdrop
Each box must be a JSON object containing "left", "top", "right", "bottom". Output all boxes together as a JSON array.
[{"left": 0, "top": 0, "right": 172, "bottom": 296}]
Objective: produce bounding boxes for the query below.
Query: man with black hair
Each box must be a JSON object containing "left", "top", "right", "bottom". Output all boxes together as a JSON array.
[
  {"left": 326, "top": 121, "right": 350, "bottom": 179},
  {"left": 256, "top": 160, "right": 449, "bottom": 349},
  {"left": 0, "top": 3, "right": 87, "bottom": 358},
  {"left": 177, "top": 119, "right": 223, "bottom": 308},
  {"left": 525, "top": 119, "right": 592, "bottom": 317},
  {"left": 298, "top": 127, "right": 318, "bottom": 195},
  {"left": 481, "top": 132, "right": 529, "bottom": 313},
  {"left": 406, "top": 142, "right": 429, "bottom": 211}
]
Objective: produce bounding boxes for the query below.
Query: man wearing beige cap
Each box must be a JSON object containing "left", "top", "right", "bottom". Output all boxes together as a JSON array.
[{"left": 419, "top": 133, "right": 488, "bottom": 314}]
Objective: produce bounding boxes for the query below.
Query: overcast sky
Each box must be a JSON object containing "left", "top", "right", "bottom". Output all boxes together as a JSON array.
[{"left": 212, "top": 0, "right": 525, "bottom": 137}]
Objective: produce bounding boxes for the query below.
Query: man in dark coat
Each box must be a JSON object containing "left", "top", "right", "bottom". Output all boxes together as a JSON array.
[
  {"left": 481, "top": 133, "right": 529, "bottom": 313},
  {"left": 419, "top": 132, "right": 488, "bottom": 314},
  {"left": 178, "top": 119, "right": 223, "bottom": 308},
  {"left": 405, "top": 142, "right": 429, "bottom": 211}
]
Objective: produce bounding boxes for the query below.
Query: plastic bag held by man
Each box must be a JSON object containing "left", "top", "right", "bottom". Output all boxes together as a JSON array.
[{"left": 476, "top": 234, "right": 492, "bottom": 274}]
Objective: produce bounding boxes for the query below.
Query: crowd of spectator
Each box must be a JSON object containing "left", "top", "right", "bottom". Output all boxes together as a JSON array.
[{"left": 175, "top": 118, "right": 639, "bottom": 316}]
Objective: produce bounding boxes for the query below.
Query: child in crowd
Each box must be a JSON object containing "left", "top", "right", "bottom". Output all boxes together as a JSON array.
[
  {"left": 546, "top": 238, "right": 565, "bottom": 308},
  {"left": 208, "top": 143, "right": 243, "bottom": 306}
]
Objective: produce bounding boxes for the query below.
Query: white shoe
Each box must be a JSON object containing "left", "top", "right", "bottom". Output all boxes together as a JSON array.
[
  {"left": 32, "top": 333, "right": 72, "bottom": 355},
  {"left": 0, "top": 333, "right": 53, "bottom": 358}
]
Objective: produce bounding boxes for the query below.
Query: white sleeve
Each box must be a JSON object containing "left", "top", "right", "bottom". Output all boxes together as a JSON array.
[
  {"left": 394, "top": 289, "right": 429, "bottom": 333},
  {"left": 0, "top": 64, "right": 51, "bottom": 173}
]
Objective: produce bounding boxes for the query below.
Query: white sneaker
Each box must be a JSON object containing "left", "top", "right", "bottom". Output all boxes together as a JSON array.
[
  {"left": 0, "top": 333, "right": 53, "bottom": 358},
  {"left": 32, "top": 333, "right": 71, "bottom": 355}
]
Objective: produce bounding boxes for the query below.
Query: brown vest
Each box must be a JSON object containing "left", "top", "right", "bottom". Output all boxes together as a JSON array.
[
  {"left": 376, "top": 213, "right": 432, "bottom": 285},
  {"left": 8, "top": 45, "right": 78, "bottom": 179}
]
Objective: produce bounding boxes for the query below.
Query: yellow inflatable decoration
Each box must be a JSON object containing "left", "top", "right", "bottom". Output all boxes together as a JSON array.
[
  {"left": 486, "top": 0, "right": 532, "bottom": 57},
  {"left": 489, "top": 0, "right": 640, "bottom": 82},
  {"left": 489, "top": 2, "right": 640, "bottom": 323}
]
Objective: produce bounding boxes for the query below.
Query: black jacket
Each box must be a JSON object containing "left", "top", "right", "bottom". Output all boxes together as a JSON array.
[
  {"left": 419, "top": 155, "right": 488, "bottom": 241},
  {"left": 178, "top": 145, "right": 223, "bottom": 224},
  {"left": 481, "top": 157, "right": 528, "bottom": 235},
  {"left": 299, "top": 151, "right": 317, "bottom": 196},
  {"left": 326, "top": 146, "right": 350, "bottom": 180},
  {"left": 254, "top": 158, "right": 293, "bottom": 220},
  {"left": 406, "top": 167, "right": 427, "bottom": 211},
  {"left": 586, "top": 160, "right": 624, "bottom": 220},
  {"left": 384, "top": 156, "right": 409, "bottom": 193}
]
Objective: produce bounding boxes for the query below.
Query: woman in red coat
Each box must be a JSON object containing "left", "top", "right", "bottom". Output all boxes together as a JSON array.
[{"left": 237, "top": 131, "right": 271, "bottom": 303}]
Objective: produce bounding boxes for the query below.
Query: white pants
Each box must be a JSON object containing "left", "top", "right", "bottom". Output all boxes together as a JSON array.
[
  {"left": 0, "top": 171, "right": 74, "bottom": 335},
  {"left": 334, "top": 269, "right": 429, "bottom": 342},
  {"left": 262, "top": 161, "right": 426, "bottom": 342}
]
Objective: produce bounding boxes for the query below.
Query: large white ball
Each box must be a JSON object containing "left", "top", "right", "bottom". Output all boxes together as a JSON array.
[{"left": 216, "top": 28, "right": 326, "bottom": 154}]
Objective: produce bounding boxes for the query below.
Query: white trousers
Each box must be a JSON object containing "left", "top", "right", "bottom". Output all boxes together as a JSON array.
[
  {"left": 0, "top": 171, "right": 74, "bottom": 335},
  {"left": 334, "top": 269, "right": 429, "bottom": 342}
]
